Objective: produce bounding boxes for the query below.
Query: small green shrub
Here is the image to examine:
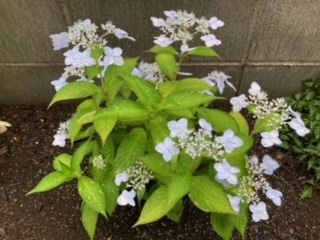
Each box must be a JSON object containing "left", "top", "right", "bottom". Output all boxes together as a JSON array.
[{"left": 281, "top": 78, "right": 320, "bottom": 198}]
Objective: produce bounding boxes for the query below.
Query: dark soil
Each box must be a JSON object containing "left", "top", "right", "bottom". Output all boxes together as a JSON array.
[{"left": 0, "top": 104, "right": 319, "bottom": 240}]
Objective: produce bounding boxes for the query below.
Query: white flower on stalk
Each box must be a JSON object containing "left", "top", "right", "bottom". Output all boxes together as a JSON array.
[
  {"left": 203, "top": 71, "right": 235, "bottom": 94},
  {"left": 209, "top": 17, "right": 224, "bottom": 30},
  {"left": 260, "top": 130, "right": 282, "bottom": 148},
  {"left": 288, "top": 115, "right": 310, "bottom": 137},
  {"left": 63, "top": 45, "right": 95, "bottom": 68},
  {"left": 200, "top": 34, "right": 221, "bottom": 47},
  {"left": 155, "top": 137, "right": 180, "bottom": 162},
  {"left": 68, "top": 19, "right": 99, "bottom": 47},
  {"left": 113, "top": 28, "right": 136, "bottom": 41},
  {"left": 115, "top": 172, "right": 129, "bottom": 186},
  {"left": 248, "top": 82, "right": 261, "bottom": 96},
  {"left": 164, "top": 10, "right": 178, "bottom": 19},
  {"left": 102, "top": 47, "right": 124, "bottom": 67},
  {"left": 214, "top": 160, "right": 240, "bottom": 185},
  {"left": 260, "top": 155, "right": 280, "bottom": 175},
  {"left": 266, "top": 186, "right": 283, "bottom": 206},
  {"left": 51, "top": 76, "right": 68, "bottom": 91},
  {"left": 52, "top": 121, "right": 69, "bottom": 147},
  {"left": 150, "top": 17, "right": 166, "bottom": 27},
  {"left": 230, "top": 94, "right": 248, "bottom": 112},
  {"left": 154, "top": 35, "right": 174, "bottom": 47},
  {"left": 49, "top": 32, "right": 69, "bottom": 51},
  {"left": 228, "top": 195, "right": 241, "bottom": 213},
  {"left": 216, "top": 129, "right": 243, "bottom": 153},
  {"left": 168, "top": 118, "right": 191, "bottom": 138},
  {"left": 249, "top": 201, "right": 269, "bottom": 222},
  {"left": 198, "top": 118, "right": 212, "bottom": 135},
  {"left": 117, "top": 189, "right": 136, "bottom": 207}
]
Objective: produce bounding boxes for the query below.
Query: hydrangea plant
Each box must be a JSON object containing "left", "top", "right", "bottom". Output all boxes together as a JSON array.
[{"left": 28, "top": 10, "right": 309, "bottom": 240}]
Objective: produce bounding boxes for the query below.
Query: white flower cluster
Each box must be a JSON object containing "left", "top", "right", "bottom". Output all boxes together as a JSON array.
[
  {"left": 52, "top": 121, "right": 69, "bottom": 147},
  {"left": 230, "top": 82, "right": 310, "bottom": 148},
  {"left": 132, "top": 61, "right": 165, "bottom": 83},
  {"left": 155, "top": 118, "right": 243, "bottom": 162},
  {"left": 202, "top": 71, "right": 236, "bottom": 95},
  {"left": 49, "top": 19, "right": 135, "bottom": 91},
  {"left": 234, "top": 155, "right": 282, "bottom": 222},
  {"left": 92, "top": 155, "right": 106, "bottom": 169},
  {"left": 115, "top": 162, "right": 154, "bottom": 207},
  {"left": 151, "top": 10, "right": 224, "bottom": 51}
]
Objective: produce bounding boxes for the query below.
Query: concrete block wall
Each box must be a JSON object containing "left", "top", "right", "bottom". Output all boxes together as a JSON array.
[{"left": 0, "top": 0, "right": 319, "bottom": 104}]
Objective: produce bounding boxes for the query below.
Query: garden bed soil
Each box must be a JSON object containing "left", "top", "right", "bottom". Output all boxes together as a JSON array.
[{"left": 0, "top": 104, "right": 320, "bottom": 240}]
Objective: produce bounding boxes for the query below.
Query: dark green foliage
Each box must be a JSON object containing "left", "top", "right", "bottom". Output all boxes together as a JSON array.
[{"left": 281, "top": 79, "right": 320, "bottom": 197}]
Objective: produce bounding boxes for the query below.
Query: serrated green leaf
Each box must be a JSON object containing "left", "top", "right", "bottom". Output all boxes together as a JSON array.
[
  {"left": 134, "top": 174, "right": 190, "bottom": 226},
  {"left": 149, "top": 45, "right": 179, "bottom": 55},
  {"left": 251, "top": 113, "right": 280, "bottom": 134},
  {"left": 210, "top": 213, "right": 234, "bottom": 240},
  {"left": 157, "top": 78, "right": 212, "bottom": 97},
  {"left": 82, "top": 203, "right": 99, "bottom": 240},
  {"left": 49, "top": 82, "right": 101, "bottom": 107},
  {"left": 93, "top": 116, "right": 117, "bottom": 145},
  {"left": 71, "top": 140, "right": 95, "bottom": 173},
  {"left": 77, "top": 99, "right": 97, "bottom": 111},
  {"left": 188, "top": 46, "right": 221, "bottom": 59},
  {"left": 158, "top": 93, "right": 217, "bottom": 111},
  {"left": 101, "top": 178, "right": 119, "bottom": 215},
  {"left": 53, "top": 153, "right": 72, "bottom": 172},
  {"left": 94, "top": 99, "right": 149, "bottom": 123},
  {"left": 148, "top": 116, "right": 170, "bottom": 144},
  {"left": 27, "top": 171, "right": 74, "bottom": 195},
  {"left": 229, "top": 111, "right": 249, "bottom": 135},
  {"left": 166, "top": 200, "right": 183, "bottom": 223},
  {"left": 155, "top": 53, "right": 178, "bottom": 80},
  {"left": 139, "top": 153, "right": 174, "bottom": 184},
  {"left": 85, "top": 65, "right": 103, "bottom": 80},
  {"left": 90, "top": 45, "right": 104, "bottom": 61},
  {"left": 122, "top": 73, "right": 161, "bottom": 106},
  {"left": 189, "top": 176, "right": 234, "bottom": 214},
  {"left": 198, "top": 108, "right": 240, "bottom": 134},
  {"left": 78, "top": 176, "right": 106, "bottom": 217},
  {"left": 113, "top": 128, "right": 147, "bottom": 173}
]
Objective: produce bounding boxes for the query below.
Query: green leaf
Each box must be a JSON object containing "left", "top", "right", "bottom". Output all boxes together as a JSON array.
[
  {"left": 155, "top": 53, "right": 178, "bottom": 80},
  {"left": 232, "top": 202, "right": 249, "bottom": 239},
  {"left": 134, "top": 174, "right": 190, "bottom": 226},
  {"left": 157, "top": 78, "right": 212, "bottom": 97},
  {"left": 158, "top": 93, "right": 217, "bottom": 111},
  {"left": 210, "top": 213, "right": 234, "bottom": 240},
  {"left": 102, "top": 178, "right": 119, "bottom": 215},
  {"left": 105, "top": 58, "right": 138, "bottom": 81},
  {"left": 122, "top": 73, "right": 161, "bottom": 106},
  {"left": 93, "top": 116, "right": 117, "bottom": 145},
  {"left": 81, "top": 203, "right": 99, "bottom": 240},
  {"left": 148, "top": 116, "right": 170, "bottom": 144},
  {"left": 133, "top": 186, "right": 168, "bottom": 226},
  {"left": 77, "top": 99, "right": 97, "bottom": 111},
  {"left": 188, "top": 46, "right": 221, "bottom": 59},
  {"left": 113, "top": 128, "right": 147, "bottom": 173},
  {"left": 68, "top": 109, "right": 96, "bottom": 143},
  {"left": 139, "top": 153, "right": 174, "bottom": 184},
  {"left": 94, "top": 99, "right": 149, "bottom": 123},
  {"left": 198, "top": 108, "right": 240, "bottom": 134},
  {"left": 71, "top": 140, "right": 95, "bottom": 173},
  {"left": 90, "top": 45, "right": 104, "bottom": 61},
  {"left": 189, "top": 176, "right": 234, "bottom": 214},
  {"left": 53, "top": 153, "right": 72, "bottom": 172},
  {"left": 149, "top": 45, "right": 179, "bottom": 55},
  {"left": 229, "top": 111, "right": 249, "bottom": 135},
  {"left": 251, "top": 113, "right": 280, "bottom": 134},
  {"left": 85, "top": 65, "right": 103, "bottom": 80},
  {"left": 166, "top": 200, "right": 183, "bottom": 223},
  {"left": 27, "top": 171, "right": 74, "bottom": 195},
  {"left": 177, "top": 153, "right": 202, "bottom": 174},
  {"left": 49, "top": 82, "right": 101, "bottom": 107},
  {"left": 78, "top": 176, "right": 106, "bottom": 217}
]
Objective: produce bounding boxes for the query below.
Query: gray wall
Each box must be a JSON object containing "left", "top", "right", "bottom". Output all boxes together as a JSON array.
[{"left": 1, "top": 0, "right": 320, "bottom": 104}]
